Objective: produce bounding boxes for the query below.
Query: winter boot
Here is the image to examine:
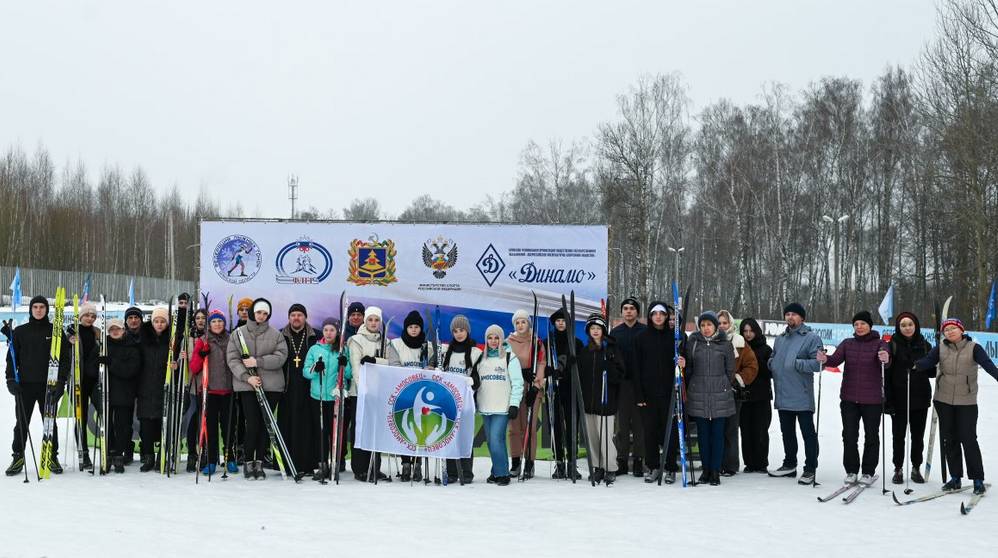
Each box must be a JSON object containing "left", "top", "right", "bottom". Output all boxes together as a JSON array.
[
  {"left": 769, "top": 464, "right": 797, "bottom": 477},
  {"left": 5, "top": 453, "right": 24, "bottom": 476},
  {"left": 496, "top": 475, "right": 511, "bottom": 486},
  {"left": 911, "top": 467, "right": 925, "bottom": 484},
  {"left": 616, "top": 458, "right": 628, "bottom": 476},
  {"left": 798, "top": 470, "right": 816, "bottom": 485},
  {"left": 80, "top": 450, "right": 93, "bottom": 471},
  {"left": 552, "top": 462, "right": 567, "bottom": 480},
  {"left": 255, "top": 460, "right": 267, "bottom": 480},
  {"left": 709, "top": 470, "right": 721, "bottom": 486},
  {"left": 604, "top": 471, "right": 616, "bottom": 486},
  {"left": 974, "top": 480, "right": 987, "bottom": 495},
  {"left": 49, "top": 455, "right": 64, "bottom": 474},
  {"left": 401, "top": 462, "right": 412, "bottom": 482},
  {"left": 139, "top": 454, "right": 156, "bottom": 472},
  {"left": 112, "top": 455, "right": 125, "bottom": 474},
  {"left": 698, "top": 469, "right": 710, "bottom": 484},
  {"left": 413, "top": 461, "right": 423, "bottom": 482},
  {"left": 665, "top": 470, "right": 677, "bottom": 484},
  {"left": 644, "top": 468, "right": 662, "bottom": 484},
  {"left": 591, "top": 467, "right": 605, "bottom": 484},
  {"left": 244, "top": 461, "right": 254, "bottom": 479},
  {"left": 186, "top": 455, "right": 198, "bottom": 473},
  {"left": 632, "top": 457, "right": 644, "bottom": 477},
  {"left": 510, "top": 457, "right": 521, "bottom": 477},
  {"left": 522, "top": 459, "right": 534, "bottom": 480},
  {"left": 892, "top": 468, "right": 904, "bottom": 484},
  {"left": 201, "top": 463, "right": 217, "bottom": 476},
  {"left": 568, "top": 466, "right": 582, "bottom": 481},
  {"left": 942, "top": 477, "right": 962, "bottom": 491}
]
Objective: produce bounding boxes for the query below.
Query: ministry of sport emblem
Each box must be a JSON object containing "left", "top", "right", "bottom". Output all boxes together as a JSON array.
[
  {"left": 274, "top": 237, "right": 333, "bottom": 285},
  {"left": 213, "top": 235, "right": 262, "bottom": 284},
  {"left": 388, "top": 376, "right": 461, "bottom": 452},
  {"left": 348, "top": 235, "right": 398, "bottom": 286},
  {"left": 422, "top": 236, "right": 458, "bottom": 279}
]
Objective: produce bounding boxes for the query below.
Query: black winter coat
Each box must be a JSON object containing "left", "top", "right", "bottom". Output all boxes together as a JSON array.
[
  {"left": 106, "top": 335, "right": 142, "bottom": 406},
  {"left": 886, "top": 333, "right": 933, "bottom": 411},
  {"left": 545, "top": 329, "right": 584, "bottom": 389},
  {"left": 137, "top": 321, "right": 172, "bottom": 418},
  {"left": 72, "top": 324, "right": 100, "bottom": 387},
  {"left": 5, "top": 314, "right": 69, "bottom": 385},
  {"left": 633, "top": 325, "right": 676, "bottom": 402},
  {"left": 741, "top": 319, "right": 774, "bottom": 402},
  {"left": 577, "top": 337, "right": 625, "bottom": 416},
  {"left": 609, "top": 321, "right": 646, "bottom": 380}
]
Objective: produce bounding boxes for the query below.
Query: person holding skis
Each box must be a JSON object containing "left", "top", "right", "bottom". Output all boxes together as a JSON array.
[
  {"left": 635, "top": 302, "right": 680, "bottom": 484},
  {"left": 738, "top": 318, "right": 773, "bottom": 473},
  {"left": 234, "top": 297, "right": 253, "bottom": 331},
  {"left": 4, "top": 295, "right": 69, "bottom": 476},
  {"left": 189, "top": 309, "right": 235, "bottom": 475},
  {"left": 343, "top": 302, "right": 365, "bottom": 343},
  {"left": 717, "top": 310, "right": 758, "bottom": 476},
  {"left": 816, "top": 310, "right": 891, "bottom": 487},
  {"left": 506, "top": 309, "right": 545, "bottom": 479},
  {"left": 915, "top": 318, "right": 998, "bottom": 495},
  {"left": 768, "top": 302, "right": 823, "bottom": 485},
  {"left": 302, "top": 317, "right": 351, "bottom": 481},
  {"left": 226, "top": 298, "right": 289, "bottom": 480},
  {"left": 884, "top": 311, "right": 932, "bottom": 484},
  {"left": 388, "top": 310, "right": 437, "bottom": 481},
  {"left": 546, "top": 308, "right": 583, "bottom": 480},
  {"left": 577, "top": 313, "right": 624, "bottom": 485},
  {"left": 477, "top": 324, "right": 523, "bottom": 486},
  {"left": 67, "top": 301, "right": 100, "bottom": 471},
  {"left": 610, "top": 297, "right": 646, "bottom": 476},
  {"left": 439, "top": 314, "right": 482, "bottom": 484},
  {"left": 346, "top": 305, "right": 389, "bottom": 482},
  {"left": 102, "top": 318, "right": 141, "bottom": 473},
  {"left": 136, "top": 307, "right": 172, "bottom": 473},
  {"left": 678, "top": 311, "right": 735, "bottom": 486},
  {"left": 278, "top": 303, "right": 318, "bottom": 476},
  {"left": 124, "top": 306, "right": 143, "bottom": 343}
]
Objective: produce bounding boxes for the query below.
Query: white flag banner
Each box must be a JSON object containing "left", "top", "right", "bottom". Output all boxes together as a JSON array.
[{"left": 355, "top": 363, "right": 476, "bottom": 459}]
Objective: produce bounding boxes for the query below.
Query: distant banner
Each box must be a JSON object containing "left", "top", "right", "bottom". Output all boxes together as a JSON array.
[
  {"left": 355, "top": 364, "right": 475, "bottom": 459},
  {"left": 198, "top": 220, "right": 608, "bottom": 339}
]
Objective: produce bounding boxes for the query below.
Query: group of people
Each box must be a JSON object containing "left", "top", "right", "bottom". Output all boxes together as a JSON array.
[{"left": 4, "top": 293, "right": 997, "bottom": 495}]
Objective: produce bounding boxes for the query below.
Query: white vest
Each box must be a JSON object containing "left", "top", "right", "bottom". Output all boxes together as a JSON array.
[
  {"left": 439, "top": 343, "right": 483, "bottom": 375},
  {"left": 387, "top": 338, "right": 434, "bottom": 368}
]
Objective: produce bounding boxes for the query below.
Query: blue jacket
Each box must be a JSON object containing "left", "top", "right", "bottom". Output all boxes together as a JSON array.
[
  {"left": 302, "top": 341, "right": 352, "bottom": 401},
  {"left": 768, "top": 323, "right": 823, "bottom": 412}
]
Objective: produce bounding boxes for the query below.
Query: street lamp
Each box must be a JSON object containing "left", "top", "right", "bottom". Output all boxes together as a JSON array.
[{"left": 821, "top": 214, "right": 849, "bottom": 321}]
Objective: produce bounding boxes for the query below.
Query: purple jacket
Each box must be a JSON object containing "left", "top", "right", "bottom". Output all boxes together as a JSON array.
[{"left": 825, "top": 331, "right": 890, "bottom": 405}]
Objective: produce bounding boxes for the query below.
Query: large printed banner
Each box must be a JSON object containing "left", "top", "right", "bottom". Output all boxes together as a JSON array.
[
  {"left": 199, "top": 220, "right": 608, "bottom": 338},
  {"left": 355, "top": 364, "right": 475, "bottom": 458}
]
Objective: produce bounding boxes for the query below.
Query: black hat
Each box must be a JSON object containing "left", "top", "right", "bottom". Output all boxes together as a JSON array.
[
  {"left": 288, "top": 303, "right": 308, "bottom": 317},
  {"left": 178, "top": 292, "right": 191, "bottom": 302},
  {"left": 620, "top": 297, "right": 641, "bottom": 313},
  {"left": 851, "top": 310, "right": 874, "bottom": 328},
  {"left": 404, "top": 310, "right": 423, "bottom": 329},
  {"left": 347, "top": 302, "right": 365, "bottom": 316},
  {"left": 321, "top": 317, "right": 340, "bottom": 330},
  {"left": 29, "top": 295, "right": 49, "bottom": 309},
  {"left": 783, "top": 302, "right": 806, "bottom": 320},
  {"left": 549, "top": 308, "right": 566, "bottom": 323},
  {"left": 124, "top": 307, "right": 143, "bottom": 321},
  {"left": 585, "top": 313, "right": 608, "bottom": 336},
  {"left": 698, "top": 311, "right": 720, "bottom": 329}
]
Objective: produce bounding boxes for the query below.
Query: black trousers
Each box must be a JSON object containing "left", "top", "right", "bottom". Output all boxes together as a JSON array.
[
  {"left": 110, "top": 404, "right": 134, "bottom": 457},
  {"left": 11, "top": 383, "right": 58, "bottom": 455},
  {"left": 640, "top": 395, "right": 679, "bottom": 472},
  {"left": 311, "top": 398, "right": 335, "bottom": 470},
  {"left": 192, "top": 393, "right": 231, "bottom": 464},
  {"left": 550, "top": 380, "right": 576, "bottom": 462},
  {"left": 841, "top": 401, "right": 881, "bottom": 476},
  {"left": 740, "top": 399, "right": 772, "bottom": 470},
  {"left": 75, "top": 379, "right": 98, "bottom": 452},
  {"left": 935, "top": 401, "right": 985, "bottom": 481},
  {"left": 342, "top": 396, "right": 357, "bottom": 470},
  {"left": 139, "top": 417, "right": 161, "bottom": 456},
  {"left": 891, "top": 406, "right": 928, "bottom": 469},
  {"left": 240, "top": 391, "right": 281, "bottom": 462},
  {"left": 722, "top": 400, "right": 743, "bottom": 471}
]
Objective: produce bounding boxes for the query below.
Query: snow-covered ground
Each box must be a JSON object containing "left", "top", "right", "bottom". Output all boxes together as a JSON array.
[{"left": 0, "top": 345, "right": 996, "bottom": 558}]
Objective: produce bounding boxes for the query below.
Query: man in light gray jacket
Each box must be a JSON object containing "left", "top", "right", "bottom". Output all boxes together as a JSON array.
[
  {"left": 227, "top": 298, "right": 289, "bottom": 480},
  {"left": 767, "top": 302, "right": 823, "bottom": 485}
]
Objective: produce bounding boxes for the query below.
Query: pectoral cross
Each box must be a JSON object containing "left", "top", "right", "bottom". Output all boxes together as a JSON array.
[{"left": 294, "top": 355, "right": 302, "bottom": 368}]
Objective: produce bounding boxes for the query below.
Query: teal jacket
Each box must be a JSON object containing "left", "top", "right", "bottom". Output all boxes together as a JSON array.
[{"left": 302, "top": 341, "right": 352, "bottom": 401}]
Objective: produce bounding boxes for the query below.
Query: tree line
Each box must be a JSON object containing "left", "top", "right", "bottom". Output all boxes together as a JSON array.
[{"left": 2, "top": 0, "right": 996, "bottom": 327}]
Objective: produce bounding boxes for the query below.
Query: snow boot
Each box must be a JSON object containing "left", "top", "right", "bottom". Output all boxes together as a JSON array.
[
  {"left": 201, "top": 463, "right": 217, "bottom": 476},
  {"left": 496, "top": 475, "right": 511, "bottom": 486},
  {"left": 709, "top": 470, "right": 721, "bottom": 486},
  {"left": 139, "top": 454, "right": 156, "bottom": 472},
  {"left": 604, "top": 471, "right": 616, "bottom": 486},
  {"left": 552, "top": 462, "right": 567, "bottom": 480},
  {"left": 769, "top": 464, "right": 797, "bottom": 477},
  {"left": 591, "top": 467, "right": 605, "bottom": 484},
  {"left": 911, "top": 467, "right": 925, "bottom": 484},
  {"left": 5, "top": 453, "right": 24, "bottom": 476},
  {"left": 226, "top": 460, "right": 239, "bottom": 474},
  {"left": 244, "top": 462, "right": 255, "bottom": 479},
  {"left": 892, "top": 468, "right": 903, "bottom": 485},
  {"left": 413, "top": 461, "right": 423, "bottom": 482},
  {"left": 698, "top": 470, "right": 710, "bottom": 484},
  {"left": 632, "top": 457, "right": 644, "bottom": 477},
  {"left": 665, "top": 470, "right": 677, "bottom": 484},
  {"left": 112, "top": 455, "right": 125, "bottom": 474},
  {"left": 798, "top": 471, "right": 816, "bottom": 485},
  {"left": 401, "top": 462, "right": 412, "bottom": 482},
  {"left": 510, "top": 457, "right": 521, "bottom": 477},
  {"left": 49, "top": 455, "right": 64, "bottom": 474},
  {"left": 974, "top": 480, "right": 987, "bottom": 495},
  {"left": 644, "top": 468, "right": 662, "bottom": 484},
  {"left": 522, "top": 459, "right": 534, "bottom": 480},
  {"left": 80, "top": 450, "right": 93, "bottom": 471},
  {"left": 255, "top": 460, "right": 267, "bottom": 480},
  {"left": 616, "top": 458, "right": 628, "bottom": 476},
  {"left": 942, "top": 477, "right": 962, "bottom": 491}
]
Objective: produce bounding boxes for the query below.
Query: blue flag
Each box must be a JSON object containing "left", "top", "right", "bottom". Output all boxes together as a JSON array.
[
  {"left": 81, "top": 272, "right": 92, "bottom": 304},
  {"left": 878, "top": 285, "right": 895, "bottom": 325},
  {"left": 128, "top": 277, "right": 135, "bottom": 307},
  {"left": 9, "top": 267, "right": 21, "bottom": 312},
  {"left": 986, "top": 279, "right": 997, "bottom": 329}
]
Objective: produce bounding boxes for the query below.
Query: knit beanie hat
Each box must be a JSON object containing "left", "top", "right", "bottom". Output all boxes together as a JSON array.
[
  {"left": 207, "top": 309, "right": 226, "bottom": 325},
  {"left": 124, "top": 307, "right": 143, "bottom": 321},
  {"left": 585, "top": 313, "right": 607, "bottom": 336},
  {"left": 237, "top": 297, "right": 254, "bottom": 311},
  {"left": 80, "top": 302, "right": 97, "bottom": 316},
  {"left": 321, "top": 317, "right": 340, "bottom": 330},
  {"left": 941, "top": 318, "right": 965, "bottom": 333},
  {"left": 151, "top": 307, "right": 169, "bottom": 322},
  {"left": 364, "top": 306, "right": 382, "bottom": 321},
  {"left": 620, "top": 297, "right": 640, "bottom": 313},
  {"left": 29, "top": 295, "right": 49, "bottom": 309},
  {"left": 348, "top": 302, "right": 366, "bottom": 316},
  {"left": 252, "top": 298, "right": 272, "bottom": 320},
  {"left": 107, "top": 318, "right": 125, "bottom": 331},
  {"left": 698, "top": 311, "right": 720, "bottom": 329},
  {"left": 288, "top": 303, "right": 308, "bottom": 317},
  {"left": 404, "top": 310, "right": 424, "bottom": 329},
  {"left": 450, "top": 314, "right": 470, "bottom": 333},
  {"left": 511, "top": 309, "right": 530, "bottom": 326},
  {"left": 783, "top": 302, "right": 806, "bottom": 320},
  {"left": 851, "top": 310, "right": 874, "bottom": 328}
]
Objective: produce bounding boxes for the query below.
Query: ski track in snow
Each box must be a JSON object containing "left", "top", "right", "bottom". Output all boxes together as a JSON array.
[{"left": 1, "top": 344, "right": 996, "bottom": 557}]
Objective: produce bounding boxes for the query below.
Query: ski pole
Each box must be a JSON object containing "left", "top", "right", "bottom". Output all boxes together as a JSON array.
[{"left": 881, "top": 361, "right": 887, "bottom": 495}]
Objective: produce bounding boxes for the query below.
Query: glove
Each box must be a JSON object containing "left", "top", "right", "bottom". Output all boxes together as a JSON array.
[
  {"left": 198, "top": 345, "right": 210, "bottom": 357},
  {"left": 525, "top": 385, "right": 538, "bottom": 407},
  {"left": 6, "top": 379, "right": 18, "bottom": 396},
  {"left": 471, "top": 369, "right": 481, "bottom": 391},
  {"left": 97, "top": 355, "right": 111, "bottom": 366},
  {"left": 313, "top": 358, "right": 326, "bottom": 373},
  {"left": 360, "top": 356, "right": 376, "bottom": 365},
  {"left": 507, "top": 405, "right": 519, "bottom": 420},
  {"left": 66, "top": 325, "right": 76, "bottom": 337},
  {"left": 565, "top": 354, "right": 576, "bottom": 371},
  {"left": 337, "top": 355, "right": 348, "bottom": 368},
  {"left": 1, "top": 320, "right": 12, "bottom": 339}
]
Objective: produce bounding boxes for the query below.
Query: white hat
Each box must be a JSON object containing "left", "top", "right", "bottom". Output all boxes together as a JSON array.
[{"left": 364, "top": 306, "right": 382, "bottom": 321}]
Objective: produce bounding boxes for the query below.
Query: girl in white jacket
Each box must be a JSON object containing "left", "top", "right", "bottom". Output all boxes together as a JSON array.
[{"left": 477, "top": 324, "right": 524, "bottom": 485}]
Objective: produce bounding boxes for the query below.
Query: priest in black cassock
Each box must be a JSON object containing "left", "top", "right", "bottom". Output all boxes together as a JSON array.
[{"left": 277, "top": 303, "right": 319, "bottom": 478}]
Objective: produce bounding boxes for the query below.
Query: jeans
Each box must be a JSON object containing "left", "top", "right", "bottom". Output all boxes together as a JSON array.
[
  {"left": 778, "top": 410, "right": 819, "bottom": 473},
  {"left": 483, "top": 413, "right": 510, "bottom": 478},
  {"left": 694, "top": 417, "right": 726, "bottom": 472}
]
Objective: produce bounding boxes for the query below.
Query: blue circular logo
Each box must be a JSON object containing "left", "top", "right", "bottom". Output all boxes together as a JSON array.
[
  {"left": 391, "top": 380, "right": 458, "bottom": 449},
  {"left": 213, "top": 235, "right": 261, "bottom": 284},
  {"left": 275, "top": 238, "right": 332, "bottom": 285}
]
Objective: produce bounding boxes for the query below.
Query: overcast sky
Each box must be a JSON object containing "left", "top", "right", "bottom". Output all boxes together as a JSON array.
[{"left": 0, "top": 0, "right": 938, "bottom": 216}]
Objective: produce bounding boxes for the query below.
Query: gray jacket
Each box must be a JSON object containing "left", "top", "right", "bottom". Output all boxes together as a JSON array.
[
  {"left": 683, "top": 330, "right": 736, "bottom": 419},
  {"left": 227, "top": 320, "right": 289, "bottom": 393},
  {"left": 768, "top": 323, "right": 823, "bottom": 412}
]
